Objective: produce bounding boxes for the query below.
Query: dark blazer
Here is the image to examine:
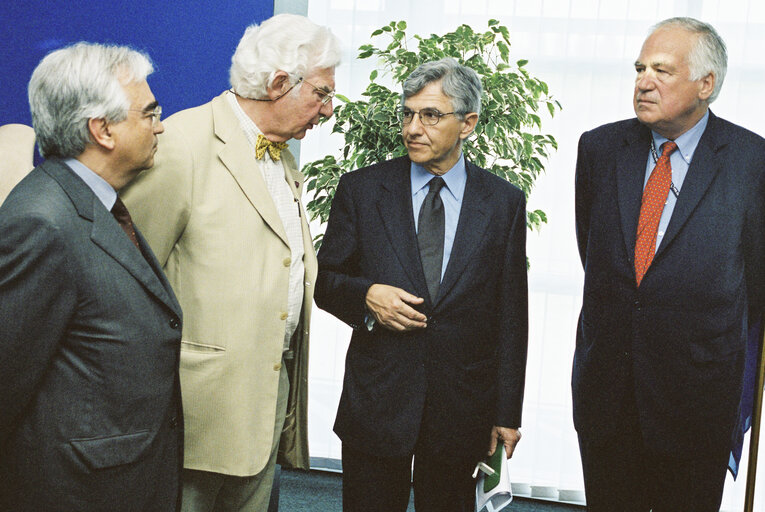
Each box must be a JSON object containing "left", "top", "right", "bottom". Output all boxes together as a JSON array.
[
  {"left": 0, "top": 160, "right": 184, "bottom": 512},
  {"left": 315, "top": 156, "right": 528, "bottom": 464},
  {"left": 573, "top": 112, "right": 765, "bottom": 457}
]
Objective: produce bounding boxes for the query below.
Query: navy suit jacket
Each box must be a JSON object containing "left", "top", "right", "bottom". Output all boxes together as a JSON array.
[
  {"left": 573, "top": 112, "right": 765, "bottom": 457},
  {"left": 315, "top": 156, "right": 528, "bottom": 463},
  {"left": 0, "top": 160, "right": 184, "bottom": 512}
]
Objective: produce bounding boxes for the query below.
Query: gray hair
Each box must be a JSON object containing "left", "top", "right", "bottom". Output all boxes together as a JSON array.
[
  {"left": 28, "top": 42, "right": 154, "bottom": 159},
  {"left": 651, "top": 17, "right": 727, "bottom": 103},
  {"left": 402, "top": 58, "right": 483, "bottom": 117},
  {"left": 230, "top": 13, "right": 342, "bottom": 99}
]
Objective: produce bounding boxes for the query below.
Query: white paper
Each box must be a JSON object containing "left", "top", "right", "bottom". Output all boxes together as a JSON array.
[{"left": 475, "top": 445, "right": 513, "bottom": 512}]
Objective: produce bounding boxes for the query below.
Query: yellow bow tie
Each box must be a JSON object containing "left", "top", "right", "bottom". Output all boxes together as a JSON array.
[{"left": 255, "top": 134, "right": 288, "bottom": 161}]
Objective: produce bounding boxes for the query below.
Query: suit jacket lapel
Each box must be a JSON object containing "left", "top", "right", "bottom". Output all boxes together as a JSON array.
[
  {"left": 212, "top": 94, "right": 290, "bottom": 248},
  {"left": 436, "top": 160, "right": 492, "bottom": 304},
  {"left": 655, "top": 113, "right": 723, "bottom": 259},
  {"left": 44, "top": 161, "right": 181, "bottom": 315},
  {"left": 376, "top": 158, "right": 430, "bottom": 300},
  {"left": 91, "top": 205, "right": 181, "bottom": 314},
  {"left": 615, "top": 123, "right": 652, "bottom": 265}
]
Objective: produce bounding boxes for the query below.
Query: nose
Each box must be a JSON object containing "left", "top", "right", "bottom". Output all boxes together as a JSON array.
[
  {"left": 406, "top": 113, "right": 425, "bottom": 135},
  {"left": 154, "top": 119, "right": 165, "bottom": 134},
  {"left": 635, "top": 71, "right": 655, "bottom": 91},
  {"left": 319, "top": 99, "right": 334, "bottom": 119}
]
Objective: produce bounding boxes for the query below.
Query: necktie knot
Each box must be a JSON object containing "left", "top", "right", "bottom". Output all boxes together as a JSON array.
[
  {"left": 660, "top": 141, "right": 678, "bottom": 158},
  {"left": 255, "top": 134, "right": 288, "bottom": 161},
  {"left": 427, "top": 176, "right": 445, "bottom": 195}
]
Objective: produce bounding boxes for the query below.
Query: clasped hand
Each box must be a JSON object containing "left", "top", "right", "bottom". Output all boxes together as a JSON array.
[{"left": 365, "top": 284, "right": 427, "bottom": 332}]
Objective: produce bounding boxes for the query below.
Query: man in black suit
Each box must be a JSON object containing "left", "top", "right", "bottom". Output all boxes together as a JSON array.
[
  {"left": 0, "top": 42, "right": 183, "bottom": 511},
  {"left": 574, "top": 17, "right": 765, "bottom": 511},
  {"left": 315, "top": 58, "right": 528, "bottom": 512}
]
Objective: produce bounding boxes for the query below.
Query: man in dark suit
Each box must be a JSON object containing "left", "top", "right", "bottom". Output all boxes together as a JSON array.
[
  {"left": 574, "top": 17, "right": 765, "bottom": 511},
  {"left": 0, "top": 42, "right": 183, "bottom": 511},
  {"left": 315, "top": 58, "right": 529, "bottom": 512}
]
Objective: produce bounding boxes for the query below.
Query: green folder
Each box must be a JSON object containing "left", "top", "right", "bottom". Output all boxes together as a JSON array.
[{"left": 484, "top": 443, "right": 504, "bottom": 492}]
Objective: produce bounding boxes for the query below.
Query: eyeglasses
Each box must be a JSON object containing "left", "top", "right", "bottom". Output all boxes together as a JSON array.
[
  {"left": 129, "top": 105, "right": 162, "bottom": 127},
  {"left": 250, "top": 77, "right": 336, "bottom": 106},
  {"left": 301, "top": 78, "right": 336, "bottom": 106},
  {"left": 398, "top": 108, "right": 458, "bottom": 126}
]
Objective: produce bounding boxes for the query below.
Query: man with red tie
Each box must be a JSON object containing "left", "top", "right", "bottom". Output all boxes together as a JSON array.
[{"left": 573, "top": 17, "right": 765, "bottom": 511}]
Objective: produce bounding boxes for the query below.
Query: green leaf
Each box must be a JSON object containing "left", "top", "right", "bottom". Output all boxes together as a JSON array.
[
  {"left": 397, "top": 21, "right": 407, "bottom": 30},
  {"left": 370, "top": 69, "right": 378, "bottom": 81},
  {"left": 497, "top": 41, "right": 510, "bottom": 63},
  {"left": 517, "top": 59, "right": 528, "bottom": 67}
]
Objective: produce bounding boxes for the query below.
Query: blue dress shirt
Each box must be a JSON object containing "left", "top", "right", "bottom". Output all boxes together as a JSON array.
[
  {"left": 644, "top": 111, "right": 709, "bottom": 250},
  {"left": 64, "top": 158, "right": 117, "bottom": 210},
  {"left": 411, "top": 156, "right": 467, "bottom": 280}
]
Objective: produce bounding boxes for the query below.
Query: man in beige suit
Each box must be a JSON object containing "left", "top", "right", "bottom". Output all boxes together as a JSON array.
[
  {"left": 0, "top": 124, "right": 36, "bottom": 205},
  {"left": 121, "top": 13, "right": 342, "bottom": 512}
]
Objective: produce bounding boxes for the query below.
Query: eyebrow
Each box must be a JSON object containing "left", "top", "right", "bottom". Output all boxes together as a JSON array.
[
  {"left": 635, "top": 59, "right": 672, "bottom": 70},
  {"left": 309, "top": 82, "right": 334, "bottom": 94},
  {"left": 141, "top": 100, "right": 159, "bottom": 112}
]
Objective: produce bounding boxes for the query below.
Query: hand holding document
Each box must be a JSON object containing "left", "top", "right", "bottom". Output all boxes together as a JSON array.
[{"left": 474, "top": 444, "right": 513, "bottom": 512}]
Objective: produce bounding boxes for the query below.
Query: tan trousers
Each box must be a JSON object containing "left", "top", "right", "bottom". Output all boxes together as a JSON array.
[{"left": 180, "top": 363, "right": 290, "bottom": 512}]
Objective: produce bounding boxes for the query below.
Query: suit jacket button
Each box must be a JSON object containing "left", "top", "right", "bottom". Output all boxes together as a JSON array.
[
  {"left": 283, "top": 257, "right": 291, "bottom": 267},
  {"left": 169, "top": 416, "right": 178, "bottom": 429},
  {"left": 274, "top": 363, "right": 282, "bottom": 371},
  {"left": 169, "top": 317, "right": 180, "bottom": 329}
]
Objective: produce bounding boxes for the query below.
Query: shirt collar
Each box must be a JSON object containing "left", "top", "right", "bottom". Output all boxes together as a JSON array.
[
  {"left": 410, "top": 155, "right": 467, "bottom": 201},
  {"left": 651, "top": 110, "right": 709, "bottom": 164},
  {"left": 226, "top": 89, "right": 263, "bottom": 149},
  {"left": 64, "top": 158, "right": 117, "bottom": 210}
]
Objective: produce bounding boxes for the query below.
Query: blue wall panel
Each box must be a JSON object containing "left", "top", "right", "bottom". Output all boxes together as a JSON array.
[{"left": 1, "top": 1, "right": 273, "bottom": 125}]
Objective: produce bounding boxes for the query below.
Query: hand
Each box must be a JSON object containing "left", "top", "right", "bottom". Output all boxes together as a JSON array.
[
  {"left": 488, "top": 426, "right": 521, "bottom": 459},
  {"left": 365, "top": 284, "right": 427, "bottom": 332}
]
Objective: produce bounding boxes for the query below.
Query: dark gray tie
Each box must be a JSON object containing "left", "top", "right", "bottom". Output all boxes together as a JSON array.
[{"left": 417, "top": 177, "right": 445, "bottom": 303}]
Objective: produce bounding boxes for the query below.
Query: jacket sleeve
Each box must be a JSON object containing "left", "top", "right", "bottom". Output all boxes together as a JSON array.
[
  {"left": 495, "top": 191, "right": 529, "bottom": 428},
  {"left": 575, "top": 131, "right": 594, "bottom": 269},
  {"left": 314, "top": 174, "right": 374, "bottom": 329},
  {"left": 743, "top": 140, "right": 765, "bottom": 318},
  {"left": 120, "top": 122, "right": 193, "bottom": 267},
  {"left": 0, "top": 214, "right": 76, "bottom": 445}
]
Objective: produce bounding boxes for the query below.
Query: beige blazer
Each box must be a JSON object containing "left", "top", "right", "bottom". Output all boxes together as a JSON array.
[
  {"left": 121, "top": 92, "right": 316, "bottom": 476},
  {"left": 0, "top": 124, "right": 36, "bottom": 205}
]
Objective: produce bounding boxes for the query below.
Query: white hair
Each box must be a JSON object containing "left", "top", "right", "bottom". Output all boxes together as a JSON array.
[
  {"left": 28, "top": 42, "right": 154, "bottom": 159},
  {"left": 651, "top": 17, "right": 727, "bottom": 103},
  {"left": 229, "top": 13, "right": 342, "bottom": 99}
]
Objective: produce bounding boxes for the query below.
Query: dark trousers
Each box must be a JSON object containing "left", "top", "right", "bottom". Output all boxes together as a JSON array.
[
  {"left": 578, "top": 374, "right": 729, "bottom": 512},
  {"left": 341, "top": 443, "right": 475, "bottom": 512}
]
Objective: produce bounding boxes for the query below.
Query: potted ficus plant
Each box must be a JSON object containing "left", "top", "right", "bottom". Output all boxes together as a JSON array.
[{"left": 302, "top": 19, "right": 561, "bottom": 249}]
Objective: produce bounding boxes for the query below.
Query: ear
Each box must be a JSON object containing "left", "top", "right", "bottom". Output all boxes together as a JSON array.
[
  {"left": 698, "top": 72, "right": 715, "bottom": 101},
  {"left": 267, "top": 71, "right": 292, "bottom": 100},
  {"left": 87, "top": 118, "right": 116, "bottom": 150},
  {"left": 458, "top": 112, "right": 479, "bottom": 140}
]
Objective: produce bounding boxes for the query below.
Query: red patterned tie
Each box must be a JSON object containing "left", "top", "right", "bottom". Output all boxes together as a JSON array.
[
  {"left": 634, "top": 141, "right": 678, "bottom": 286},
  {"left": 111, "top": 197, "right": 141, "bottom": 249}
]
